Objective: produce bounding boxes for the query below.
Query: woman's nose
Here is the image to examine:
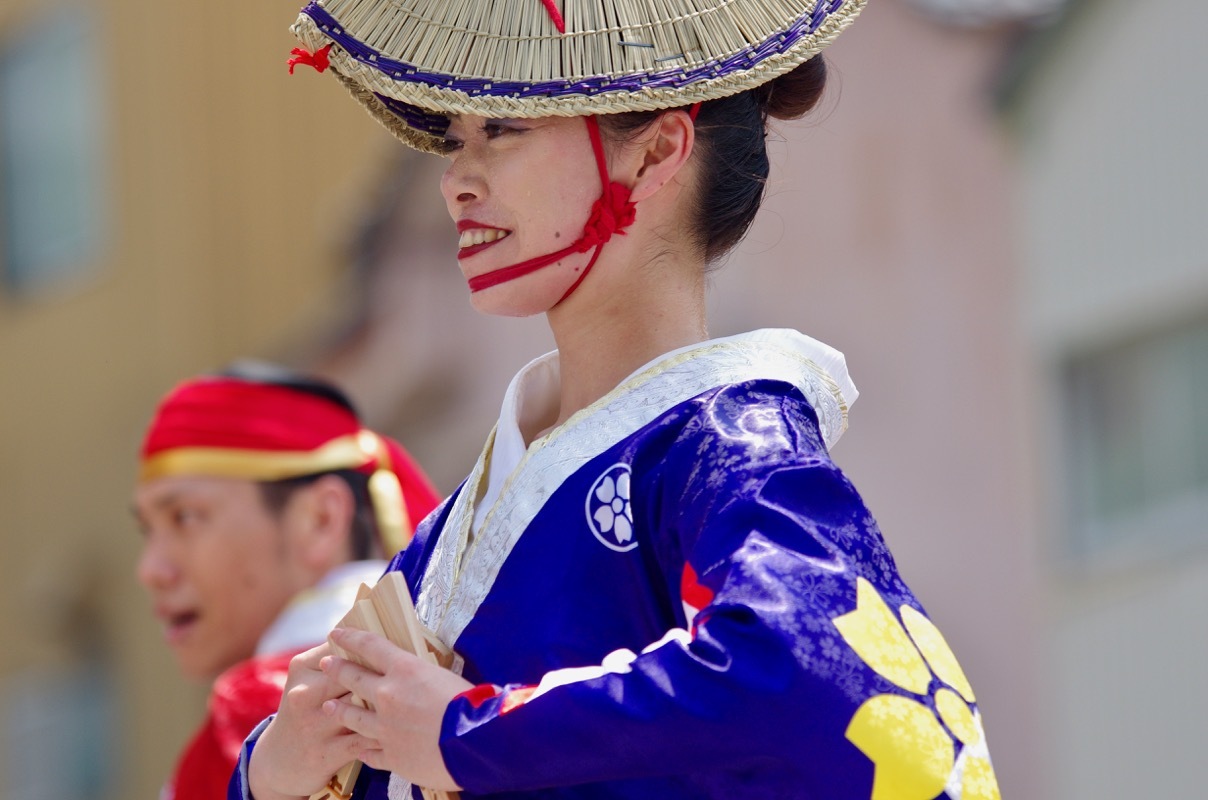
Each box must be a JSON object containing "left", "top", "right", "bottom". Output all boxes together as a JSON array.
[{"left": 441, "top": 154, "right": 486, "bottom": 207}]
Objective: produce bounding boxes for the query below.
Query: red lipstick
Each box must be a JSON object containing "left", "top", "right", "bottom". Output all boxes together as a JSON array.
[{"left": 457, "top": 220, "right": 512, "bottom": 260}]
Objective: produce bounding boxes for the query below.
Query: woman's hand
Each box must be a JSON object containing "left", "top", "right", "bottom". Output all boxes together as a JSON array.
[
  {"left": 320, "top": 627, "right": 475, "bottom": 791},
  {"left": 248, "top": 643, "right": 381, "bottom": 800}
]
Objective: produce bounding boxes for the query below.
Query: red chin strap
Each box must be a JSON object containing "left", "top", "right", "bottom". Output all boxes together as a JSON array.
[{"left": 466, "top": 116, "right": 637, "bottom": 300}]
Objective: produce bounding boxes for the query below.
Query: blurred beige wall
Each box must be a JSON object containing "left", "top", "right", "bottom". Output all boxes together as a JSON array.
[{"left": 0, "top": 1, "right": 399, "bottom": 797}]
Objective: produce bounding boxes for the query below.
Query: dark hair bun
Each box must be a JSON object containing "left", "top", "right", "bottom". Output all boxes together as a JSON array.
[{"left": 759, "top": 56, "right": 828, "bottom": 121}]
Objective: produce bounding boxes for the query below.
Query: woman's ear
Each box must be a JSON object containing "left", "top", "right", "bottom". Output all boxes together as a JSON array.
[{"left": 627, "top": 109, "right": 696, "bottom": 204}]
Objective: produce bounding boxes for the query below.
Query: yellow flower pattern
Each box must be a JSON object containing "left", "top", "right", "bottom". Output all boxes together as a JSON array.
[{"left": 833, "top": 578, "right": 1000, "bottom": 800}]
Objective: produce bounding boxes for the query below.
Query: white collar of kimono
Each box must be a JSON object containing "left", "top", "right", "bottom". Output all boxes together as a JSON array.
[{"left": 420, "top": 328, "right": 858, "bottom": 651}]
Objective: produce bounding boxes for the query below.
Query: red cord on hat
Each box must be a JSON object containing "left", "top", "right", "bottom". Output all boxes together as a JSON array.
[
  {"left": 288, "top": 44, "right": 333, "bottom": 75},
  {"left": 466, "top": 105, "right": 701, "bottom": 301},
  {"left": 466, "top": 116, "right": 636, "bottom": 298},
  {"left": 538, "top": 0, "right": 566, "bottom": 33}
]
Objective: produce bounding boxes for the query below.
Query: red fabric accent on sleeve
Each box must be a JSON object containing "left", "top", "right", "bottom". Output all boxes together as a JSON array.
[
  {"left": 681, "top": 562, "right": 715, "bottom": 612},
  {"left": 500, "top": 686, "right": 538, "bottom": 715},
  {"left": 457, "top": 683, "right": 502, "bottom": 708},
  {"left": 288, "top": 44, "right": 333, "bottom": 75}
]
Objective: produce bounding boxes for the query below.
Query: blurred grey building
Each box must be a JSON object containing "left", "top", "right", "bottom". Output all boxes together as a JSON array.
[{"left": 1006, "top": 0, "right": 1208, "bottom": 796}]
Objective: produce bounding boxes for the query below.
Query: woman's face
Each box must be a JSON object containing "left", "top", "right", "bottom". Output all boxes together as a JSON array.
[{"left": 440, "top": 114, "right": 604, "bottom": 316}]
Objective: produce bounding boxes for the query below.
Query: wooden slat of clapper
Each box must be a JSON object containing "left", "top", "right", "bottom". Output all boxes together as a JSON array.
[
  {"left": 309, "top": 586, "right": 376, "bottom": 800},
  {"left": 309, "top": 576, "right": 458, "bottom": 800},
  {"left": 366, "top": 573, "right": 455, "bottom": 800},
  {"left": 374, "top": 573, "right": 455, "bottom": 669}
]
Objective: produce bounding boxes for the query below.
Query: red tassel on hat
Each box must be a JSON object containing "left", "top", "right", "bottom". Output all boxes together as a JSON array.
[{"left": 288, "top": 44, "right": 333, "bottom": 75}]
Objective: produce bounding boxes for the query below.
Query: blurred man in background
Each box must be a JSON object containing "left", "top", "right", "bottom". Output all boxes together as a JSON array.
[{"left": 132, "top": 363, "right": 441, "bottom": 800}]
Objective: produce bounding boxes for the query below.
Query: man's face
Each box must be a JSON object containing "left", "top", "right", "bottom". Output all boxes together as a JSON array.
[{"left": 133, "top": 475, "right": 304, "bottom": 681}]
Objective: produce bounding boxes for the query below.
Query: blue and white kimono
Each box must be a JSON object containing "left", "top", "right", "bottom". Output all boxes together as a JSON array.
[{"left": 233, "top": 329, "right": 999, "bottom": 800}]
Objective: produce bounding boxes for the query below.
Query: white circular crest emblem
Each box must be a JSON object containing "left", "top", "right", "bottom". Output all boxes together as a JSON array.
[{"left": 585, "top": 463, "right": 636, "bottom": 552}]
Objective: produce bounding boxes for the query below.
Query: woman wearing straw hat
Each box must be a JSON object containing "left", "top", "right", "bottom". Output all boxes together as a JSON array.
[{"left": 235, "top": 2, "right": 1001, "bottom": 799}]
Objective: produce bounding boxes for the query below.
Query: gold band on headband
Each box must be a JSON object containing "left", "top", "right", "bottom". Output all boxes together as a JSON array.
[
  {"left": 140, "top": 430, "right": 417, "bottom": 554},
  {"left": 138, "top": 434, "right": 373, "bottom": 483}
]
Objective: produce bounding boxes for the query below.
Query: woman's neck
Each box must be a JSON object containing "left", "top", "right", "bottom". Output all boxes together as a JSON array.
[{"left": 542, "top": 246, "right": 708, "bottom": 433}]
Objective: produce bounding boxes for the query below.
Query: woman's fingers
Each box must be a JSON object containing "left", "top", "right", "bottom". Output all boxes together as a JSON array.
[
  {"left": 322, "top": 635, "right": 431, "bottom": 709},
  {"left": 333, "top": 731, "right": 381, "bottom": 763},
  {"left": 321, "top": 651, "right": 387, "bottom": 701},
  {"left": 250, "top": 716, "right": 374, "bottom": 798},
  {"left": 280, "top": 645, "right": 363, "bottom": 713},
  {"left": 290, "top": 640, "right": 332, "bottom": 670},
  {"left": 329, "top": 627, "right": 408, "bottom": 673},
  {"left": 281, "top": 669, "right": 354, "bottom": 715},
  {"left": 312, "top": 627, "right": 472, "bottom": 790},
  {"left": 324, "top": 694, "right": 380, "bottom": 739},
  {"left": 357, "top": 745, "right": 391, "bottom": 773},
  {"left": 246, "top": 640, "right": 394, "bottom": 799}
]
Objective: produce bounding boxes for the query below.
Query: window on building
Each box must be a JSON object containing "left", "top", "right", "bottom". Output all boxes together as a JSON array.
[
  {"left": 1063, "top": 315, "right": 1208, "bottom": 562},
  {"left": 0, "top": 8, "right": 106, "bottom": 295}
]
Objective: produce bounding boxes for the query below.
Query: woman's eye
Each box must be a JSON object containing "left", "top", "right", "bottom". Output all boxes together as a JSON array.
[
  {"left": 441, "top": 121, "right": 522, "bottom": 150},
  {"left": 482, "top": 122, "right": 520, "bottom": 139}
]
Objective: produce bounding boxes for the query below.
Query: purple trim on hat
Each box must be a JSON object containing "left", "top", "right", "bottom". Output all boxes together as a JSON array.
[
  {"left": 375, "top": 95, "right": 451, "bottom": 136},
  {"left": 302, "top": 0, "right": 847, "bottom": 100}
]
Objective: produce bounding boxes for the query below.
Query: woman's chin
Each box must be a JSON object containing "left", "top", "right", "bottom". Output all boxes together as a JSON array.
[
  {"left": 468, "top": 286, "right": 556, "bottom": 318},
  {"left": 463, "top": 256, "right": 589, "bottom": 317}
]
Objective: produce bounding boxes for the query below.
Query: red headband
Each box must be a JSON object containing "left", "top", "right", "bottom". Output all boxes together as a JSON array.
[
  {"left": 141, "top": 379, "right": 362, "bottom": 459},
  {"left": 139, "top": 377, "right": 440, "bottom": 554}
]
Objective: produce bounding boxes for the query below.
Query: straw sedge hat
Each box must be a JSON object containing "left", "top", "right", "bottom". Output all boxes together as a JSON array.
[{"left": 290, "top": 0, "right": 867, "bottom": 154}]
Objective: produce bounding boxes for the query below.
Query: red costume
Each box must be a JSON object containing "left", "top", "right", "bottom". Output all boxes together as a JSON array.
[
  {"left": 139, "top": 375, "right": 441, "bottom": 800},
  {"left": 168, "top": 652, "right": 296, "bottom": 800}
]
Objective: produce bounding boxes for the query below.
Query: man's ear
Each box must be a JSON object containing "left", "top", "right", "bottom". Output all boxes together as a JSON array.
[
  {"left": 288, "top": 474, "right": 356, "bottom": 572},
  {"left": 627, "top": 109, "right": 696, "bottom": 204}
]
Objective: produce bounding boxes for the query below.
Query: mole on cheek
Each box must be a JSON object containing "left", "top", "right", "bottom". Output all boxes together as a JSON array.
[{"left": 555, "top": 231, "right": 561, "bottom": 239}]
